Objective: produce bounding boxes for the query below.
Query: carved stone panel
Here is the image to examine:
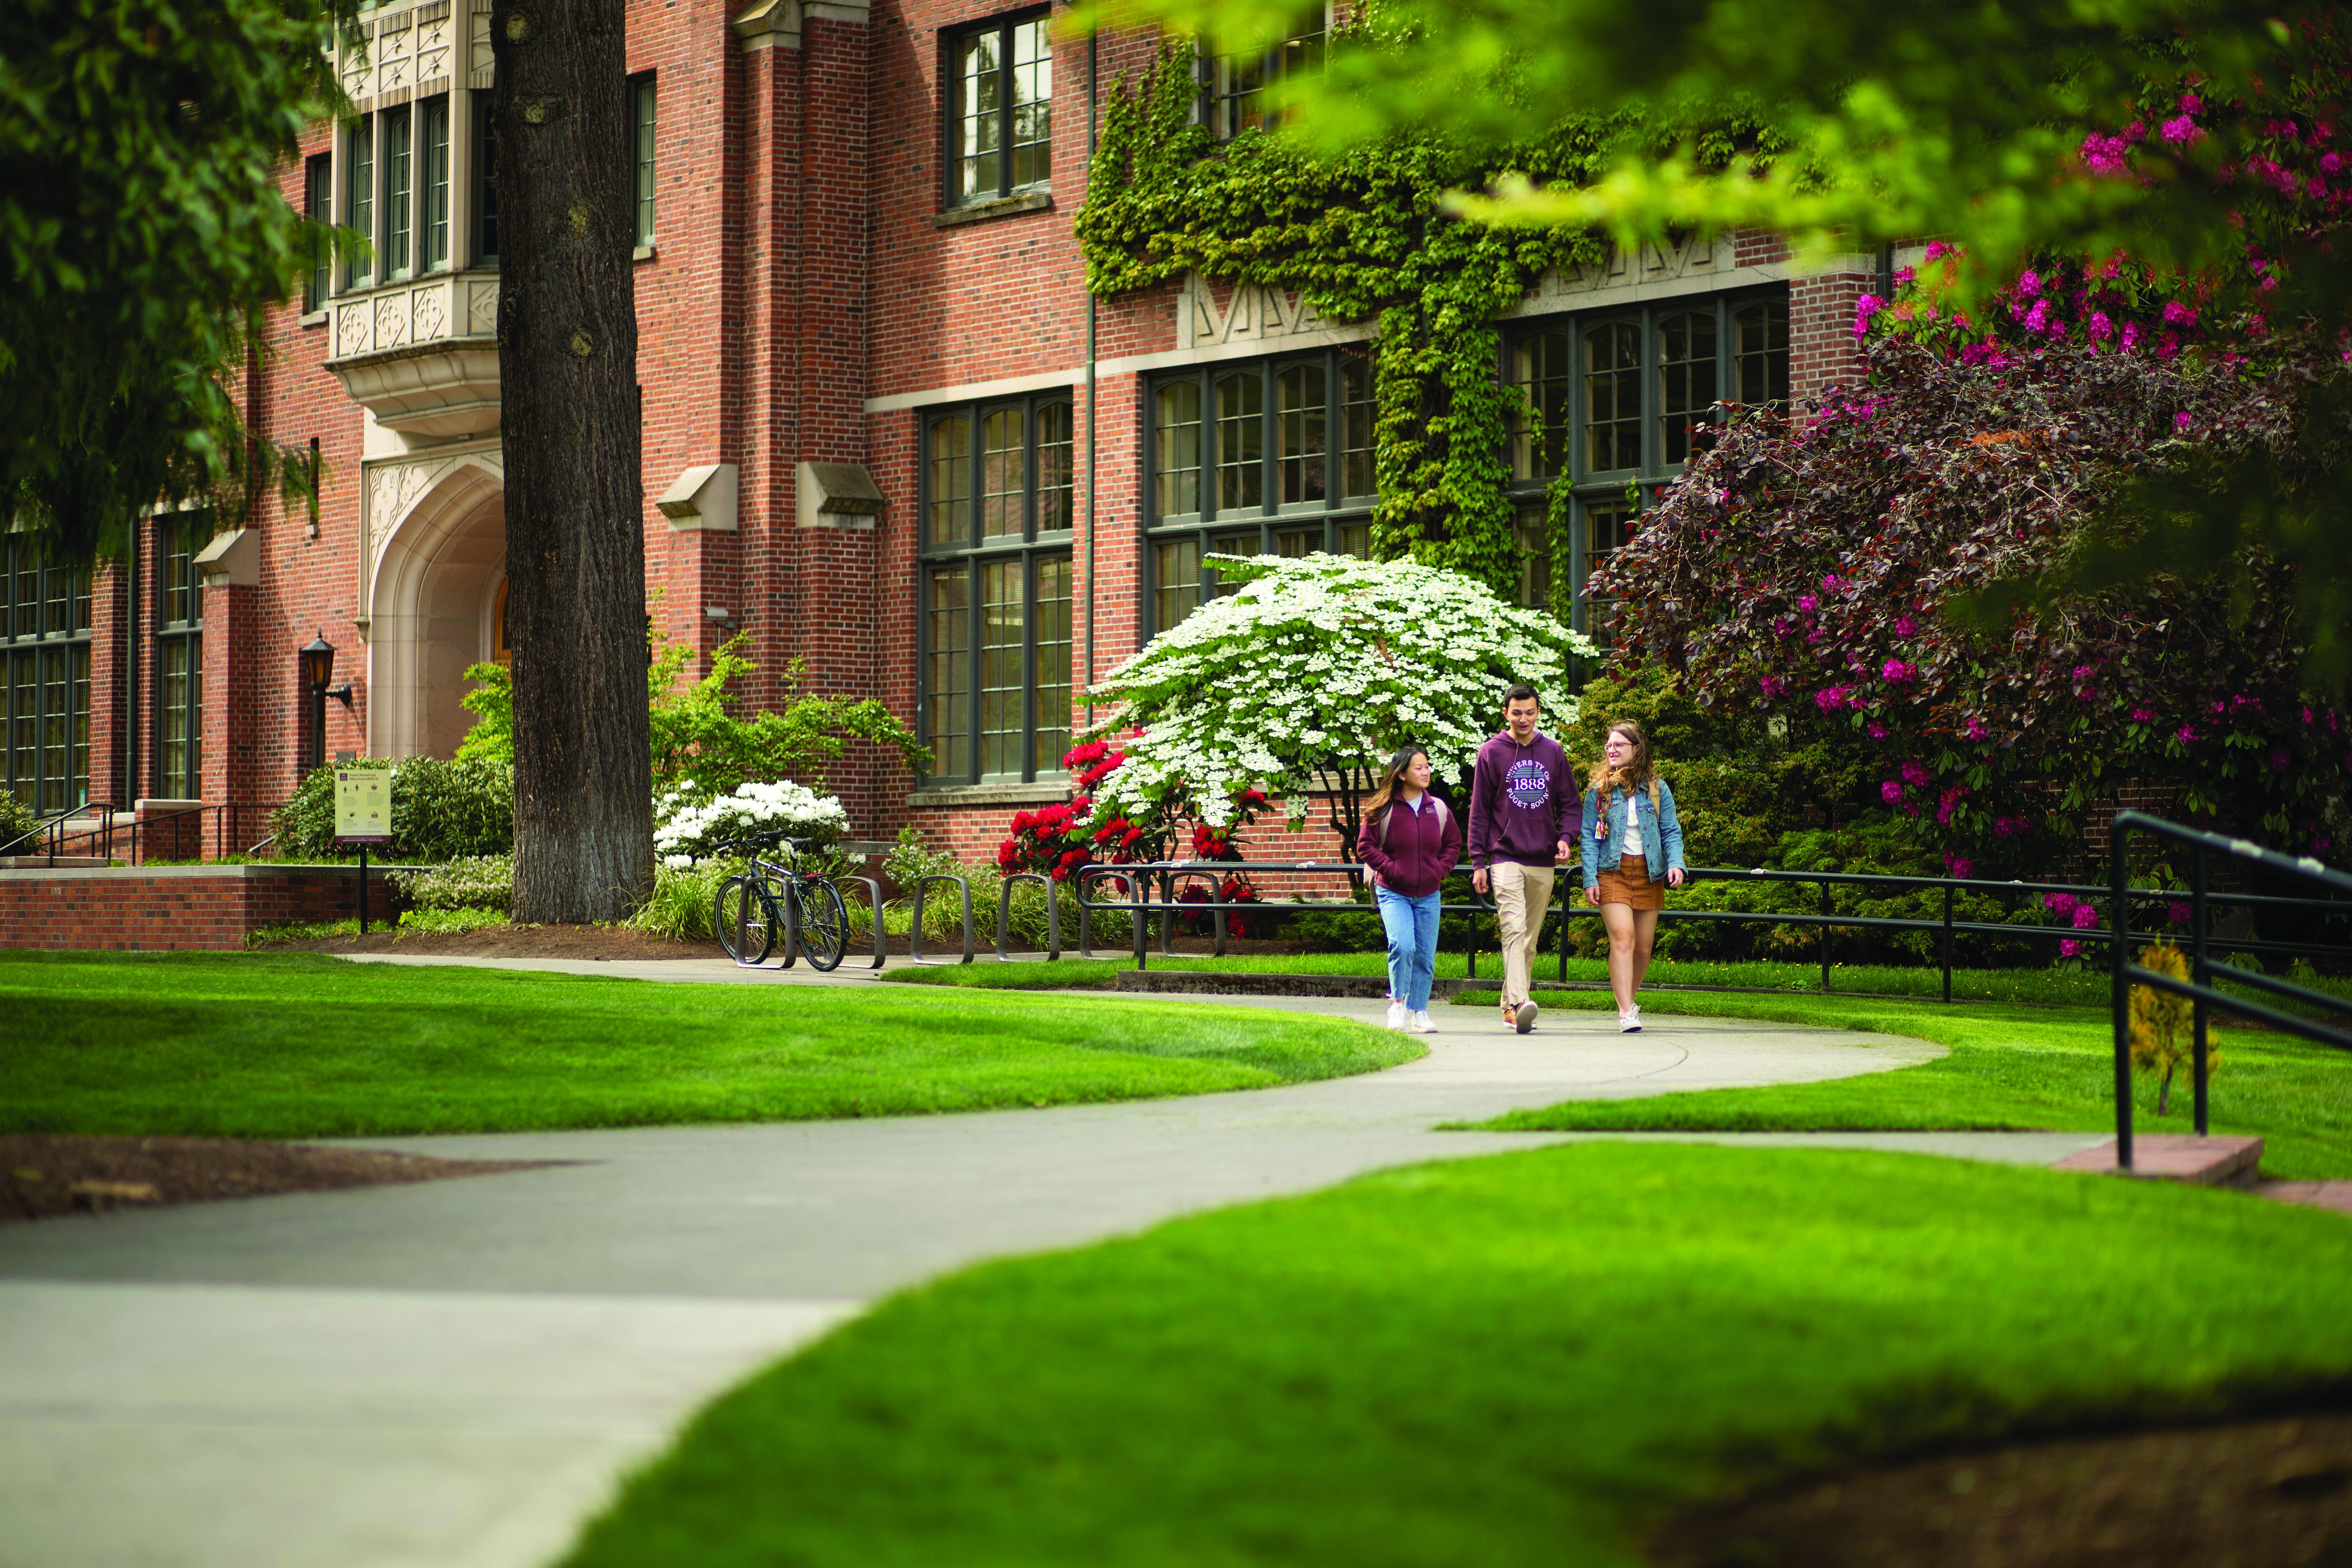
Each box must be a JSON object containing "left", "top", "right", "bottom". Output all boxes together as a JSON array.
[
  {"left": 374, "top": 17, "right": 412, "bottom": 93},
  {"left": 414, "top": 282, "right": 448, "bottom": 342},
  {"left": 1177, "top": 274, "right": 1333, "bottom": 350},
  {"left": 414, "top": 13, "right": 453, "bottom": 83}
]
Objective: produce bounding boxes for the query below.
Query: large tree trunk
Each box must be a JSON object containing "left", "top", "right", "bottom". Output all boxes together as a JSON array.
[{"left": 491, "top": 0, "right": 650, "bottom": 922}]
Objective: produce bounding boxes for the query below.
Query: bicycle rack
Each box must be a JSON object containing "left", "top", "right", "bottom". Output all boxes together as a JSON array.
[
  {"left": 1158, "top": 866, "right": 1232, "bottom": 958},
  {"left": 832, "top": 875, "right": 889, "bottom": 971},
  {"left": 995, "top": 873, "right": 1061, "bottom": 961},
  {"left": 1072, "top": 867, "right": 1134, "bottom": 960},
  {"left": 728, "top": 873, "right": 767, "bottom": 968},
  {"left": 908, "top": 874, "right": 975, "bottom": 965}
]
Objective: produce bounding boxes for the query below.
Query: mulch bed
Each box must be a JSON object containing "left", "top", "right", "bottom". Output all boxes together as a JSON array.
[
  {"left": 1649, "top": 1410, "right": 2352, "bottom": 1567},
  {"left": 0, "top": 1134, "right": 563, "bottom": 1226}
]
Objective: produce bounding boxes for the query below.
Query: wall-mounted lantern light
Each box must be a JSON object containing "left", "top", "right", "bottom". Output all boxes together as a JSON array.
[{"left": 300, "top": 630, "right": 354, "bottom": 772}]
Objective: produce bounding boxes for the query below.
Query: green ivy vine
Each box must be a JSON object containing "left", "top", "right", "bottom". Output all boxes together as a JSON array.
[{"left": 1077, "top": 41, "right": 1778, "bottom": 605}]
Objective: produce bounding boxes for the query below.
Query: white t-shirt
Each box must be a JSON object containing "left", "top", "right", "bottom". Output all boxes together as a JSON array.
[{"left": 1620, "top": 791, "right": 1645, "bottom": 856}]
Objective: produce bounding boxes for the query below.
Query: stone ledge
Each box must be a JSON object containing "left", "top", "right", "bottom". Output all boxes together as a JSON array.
[
  {"left": 2050, "top": 1134, "right": 2264, "bottom": 1189},
  {"left": 0, "top": 863, "right": 424, "bottom": 882},
  {"left": 932, "top": 191, "right": 1054, "bottom": 229},
  {"left": 904, "top": 779, "right": 1070, "bottom": 809}
]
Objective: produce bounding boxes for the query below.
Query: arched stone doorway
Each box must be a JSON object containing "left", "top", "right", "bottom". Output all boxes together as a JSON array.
[{"left": 365, "top": 453, "right": 506, "bottom": 759}]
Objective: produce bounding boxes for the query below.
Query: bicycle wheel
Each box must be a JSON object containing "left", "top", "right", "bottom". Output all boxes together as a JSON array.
[
  {"left": 713, "top": 876, "right": 776, "bottom": 965},
  {"left": 798, "top": 876, "right": 850, "bottom": 972}
]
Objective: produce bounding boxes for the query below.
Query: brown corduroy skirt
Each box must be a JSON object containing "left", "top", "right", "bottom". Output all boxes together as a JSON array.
[{"left": 1597, "top": 853, "right": 1665, "bottom": 911}]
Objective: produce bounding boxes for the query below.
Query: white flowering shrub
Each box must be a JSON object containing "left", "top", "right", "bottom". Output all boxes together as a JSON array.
[
  {"left": 1086, "top": 553, "right": 1596, "bottom": 854},
  {"left": 388, "top": 854, "right": 513, "bottom": 913},
  {"left": 654, "top": 779, "right": 848, "bottom": 868}
]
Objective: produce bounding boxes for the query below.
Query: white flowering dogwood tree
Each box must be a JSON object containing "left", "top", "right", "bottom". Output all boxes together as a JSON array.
[
  {"left": 1085, "top": 553, "right": 1596, "bottom": 859},
  {"left": 654, "top": 780, "right": 849, "bottom": 868}
]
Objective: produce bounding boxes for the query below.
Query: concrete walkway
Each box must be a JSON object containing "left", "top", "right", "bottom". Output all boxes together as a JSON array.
[{"left": 0, "top": 958, "right": 2071, "bottom": 1568}]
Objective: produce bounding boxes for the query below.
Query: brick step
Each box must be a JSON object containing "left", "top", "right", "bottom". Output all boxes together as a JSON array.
[
  {"left": 2051, "top": 1135, "right": 2264, "bottom": 1189},
  {"left": 2256, "top": 1181, "right": 2352, "bottom": 1215},
  {"left": 0, "top": 856, "right": 109, "bottom": 869}
]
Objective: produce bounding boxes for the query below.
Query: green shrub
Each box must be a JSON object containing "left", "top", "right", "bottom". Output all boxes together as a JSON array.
[
  {"left": 0, "top": 792, "right": 37, "bottom": 854},
  {"left": 626, "top": 856, "right": 749, "bottom": 941},
  {"left": 271, "top": 756, "right": 514, "bottom": 862},
  {"left": 388, "top": 855, "right": 513, "bottom": 913}
]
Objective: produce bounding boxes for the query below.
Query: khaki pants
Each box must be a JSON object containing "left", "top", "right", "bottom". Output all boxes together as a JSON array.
[{"left": 1489, "top": 861, "right": 1555, "bottom": 1011}]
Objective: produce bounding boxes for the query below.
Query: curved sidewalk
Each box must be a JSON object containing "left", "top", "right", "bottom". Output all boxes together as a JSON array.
[{"left": 0, "top": 966, "right": 2014, "bottom": 1568}]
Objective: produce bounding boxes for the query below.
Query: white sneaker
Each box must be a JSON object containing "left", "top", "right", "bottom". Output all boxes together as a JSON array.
[
  {"left": 1385, "top": 1001, "right": 1406, "bottom": 1031},
  {"left": 1514, "top": 1000, "right": 1538, "bottom": 1034},
  {"left": 1408, "top": 1010, "right": 1436, "bottom": 1034},
  {"left": 1619, "top": 1009, "right": 1642, "bottom": 1033}
]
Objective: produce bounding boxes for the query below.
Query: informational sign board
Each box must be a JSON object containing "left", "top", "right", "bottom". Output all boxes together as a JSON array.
[{"left": 334, "top": 769, "right": 394, "bottom": 846}]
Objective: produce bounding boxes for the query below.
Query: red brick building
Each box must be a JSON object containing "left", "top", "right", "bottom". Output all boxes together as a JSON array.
[{"left": 4, "top": 0, "right": 1884, "bottom": 861}]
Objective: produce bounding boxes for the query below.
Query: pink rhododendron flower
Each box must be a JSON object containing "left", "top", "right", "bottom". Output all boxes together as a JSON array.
[
  {"left": 2016, "top": 270, "right": 2042, "bottom": 296},
  {"left": 1797, "top": 594, "right": 1818, "bottom": 612},
  {"left": 1881, "top": 781, "right": 1905, "bottom": 806},
  {"left": 2120, "top": 321, "right": 2143, "bottom": 351},
  {"left": 2045, "top": 891, "right": 2079, "bottom": 916},
  {"left": 1853, "top": 293, "right": 1885, "bottom": 341},
  {"left": 2174, "top": 411, "right": 2193, "bottom": 433},
  {"left": 2130, "top": 706, "right": 2155, "bottom": 723},
  {"left": 2324, "top": 152, "right": 2345, "bottom": 176},
  {"left": 1867, "top": 723, "right": 1888, "bottom": 740},
  {"left": 2073, "top": 904, "right": 2101, "bottom": 931},
  {"left": 1882, "top": 659, "right": 1919, "bottom": 684},
  {"left": 2060, "top": 938, "right": 2084, "bottom": 958},
  {"left": 2178, "top": 91, "right": 2202, "bottom": 115},
  {"left": 2169, "top": 902, "right": 2193, "bottom": 926},
  {"left": 2177, "top": 724, "right": 2199, "bottom": 743},
  {"left": 2086, "top": 310, "right": 2114, "bottom": 342},
  {"left": 1962, "top": 718, "right": 1989, "bottom": 741},
  {"left": 1944, "top": 854, "right": 1974, "bottom": 880},
  {"left": 2161, "top": 115, "right": 2199, "bottom": 145},
  {"left": 2022, "top": 298, "right": 2054, "bottom": 334},
  {"left": 1893, "top": 614, "right": 1917, "bottom": 638},
  {"left": 1995, "top": 815, "right": 2027, "bottom": 840},
  {"left": 1900, "top": 761, "right": 1931, "bottom": 786},
  {"left": 2162, "top": 300, "right": 2198, "bottom": 327}
]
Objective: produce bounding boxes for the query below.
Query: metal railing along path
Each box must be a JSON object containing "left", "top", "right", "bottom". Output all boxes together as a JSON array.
[{"left": 2107, "top": 812, "right": 2352, "bottom": 1169}]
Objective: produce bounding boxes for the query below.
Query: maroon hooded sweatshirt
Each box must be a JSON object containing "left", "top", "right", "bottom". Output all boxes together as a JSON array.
[
  {"left": 1468, "top": 730, "right": 1580, "bottom": 869},
  {"left": 1356, "top": 792, "right": 1463, "bottom": 898}
]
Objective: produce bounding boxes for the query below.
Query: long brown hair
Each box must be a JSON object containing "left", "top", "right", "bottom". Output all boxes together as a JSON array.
[
  {"left": 1586, "top": 720, "right": 1658, "bottom": 819},
  {"left": 1362, "top": 744, "right": 1430, "bottom": 826}
]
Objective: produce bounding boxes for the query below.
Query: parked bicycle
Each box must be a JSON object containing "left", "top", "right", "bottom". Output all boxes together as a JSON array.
[{"left": 713, "top": 836, "right": 850, "bottom": 971}]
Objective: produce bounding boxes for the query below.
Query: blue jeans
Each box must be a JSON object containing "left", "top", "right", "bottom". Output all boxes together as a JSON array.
[{"left": 1376, "top": 886, "right": 1442, "bottom": 1011}]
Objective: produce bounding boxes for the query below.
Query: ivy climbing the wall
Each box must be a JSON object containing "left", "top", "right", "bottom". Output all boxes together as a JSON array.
[{"left": 1075, "top": 40, "right": 1779, "bottom": 604}]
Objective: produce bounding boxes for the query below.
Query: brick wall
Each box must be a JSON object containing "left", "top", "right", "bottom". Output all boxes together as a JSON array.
[{"left": 0, "top": 865, "right": 410, "bottom": 952}]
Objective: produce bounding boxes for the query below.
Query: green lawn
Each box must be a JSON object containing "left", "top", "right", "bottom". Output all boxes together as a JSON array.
[
  {"left": 558, "top": 1142, "right": 2352, "bottom": 1568},
  {"left": 884, "top": 948, "right": 2351, "bottom": 1011},
  {"left": 1461, "top": 988, "right": 2352, "bottom": 1179},
  {"left": 0, "top": 952, "right": 1416, "bottom": 1140}
]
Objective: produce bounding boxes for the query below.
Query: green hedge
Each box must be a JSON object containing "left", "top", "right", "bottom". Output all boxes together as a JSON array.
[{"left": 272, "top": 756, "right": 514, "bottom": 862}]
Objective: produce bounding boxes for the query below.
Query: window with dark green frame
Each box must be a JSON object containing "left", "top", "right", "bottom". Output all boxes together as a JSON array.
[
  {"left": 381, "top": 102, "right": 413, "bottom": 282},
  {"left": 1505, "top": 289, "right": 1788, "bottom": 654},
  {"left": 2, "top": 544, "right": 93, "bottom": 816},
  {"left": 472, "top": 93, "right": 499, "bottom": 265},
  {"left": 303, "top": 153, "right": 332, "bottom": 311},
  {"left": 343, "top": 114, "right": 374, "bottom": 288},
  {"left": 1144, "top": 345, "right": 1376, "bottom": 635},
  {"left": 630, "top": 74, "right": 657, "bottom": 244},
  {"left": 420, "top": 94, "right": 451, "bottom": 271},
  {"left": 920, "top": 392, "right": 1076, "bottom": 784},
  {"left": 1199, "top": 14, "right": 1326, "bottom": 139},
  {"left": 945, "top": 10, "right": 1051, "bottom": 206},
  {"left": 154, "top": 513, "right": 208, "bottom": 801}
]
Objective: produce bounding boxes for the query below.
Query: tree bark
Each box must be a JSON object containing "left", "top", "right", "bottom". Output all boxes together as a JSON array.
[{"left": 490, "top": 0, "right": 651, "bottom": 922}]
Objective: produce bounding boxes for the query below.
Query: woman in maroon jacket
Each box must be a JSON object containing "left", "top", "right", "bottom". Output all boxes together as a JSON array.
[{"left": 1356, "top": 744, "right": 1463, "bottom": 1034}]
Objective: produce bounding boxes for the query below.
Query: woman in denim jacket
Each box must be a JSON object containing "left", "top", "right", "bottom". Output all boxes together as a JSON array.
[{"left": 1580, "top": 720, "right": 1686, "bottom": 1032}]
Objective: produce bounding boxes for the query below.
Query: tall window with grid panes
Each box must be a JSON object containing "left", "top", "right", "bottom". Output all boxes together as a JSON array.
[
  {"left": 920, "top": 393, "right": 1076, "bottom": 785},
  {"left": 2, "top": 545, "right": 93, "bottom": 814},
  {"left": 1507, "top": 289, "right": 1787, "bottom": 656},
  {"left": 945, "top": 10, "right": 1051, "bottom": 206},
  {"left": 154, "top": 514, "right": 208, "bottom": 801},
  {"left": 1145, "top": 347, "right": 1377, "bottom": 635},
  {"left": 1199, "top": 13, "right": 1325, "bottom": 139}
]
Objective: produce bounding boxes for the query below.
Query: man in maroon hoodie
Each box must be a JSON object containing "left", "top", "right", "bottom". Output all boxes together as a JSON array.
[{"left": 1469, "top": 683, "right": 1581, "bottom": 1033}]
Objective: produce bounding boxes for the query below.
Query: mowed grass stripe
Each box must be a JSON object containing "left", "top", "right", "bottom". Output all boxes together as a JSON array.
[
  {"left": 558, "top": 1142, "right": 2352, "bottom": 1568},
  {"left": 1460, "top": 989, "right": 2352, "bottom": 1180},
  {"left": 0, "top": 952, "right": 1417, "bottom": 1140}
]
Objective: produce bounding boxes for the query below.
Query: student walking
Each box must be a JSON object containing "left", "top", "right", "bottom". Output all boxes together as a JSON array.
[
  {"left": 1581, "top": 719, "right": 1687, "bottom": 1032},
  {"left": 1468, "top": 683, "right": 1581, "bottom": 1034},
  {"left": 1357, "top": 744, "right": 1460, "bottom": 1034}
]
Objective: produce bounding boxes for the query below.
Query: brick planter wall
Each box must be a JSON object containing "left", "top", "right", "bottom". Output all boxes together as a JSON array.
[{"left": 0, "top": 864, "right": 412, "bottom": 952}]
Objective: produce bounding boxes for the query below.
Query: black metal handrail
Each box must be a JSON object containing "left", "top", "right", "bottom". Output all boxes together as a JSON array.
[
  {"left": 2108, "top": 811, "right": 2352, "bottom": 1169},
  {"left": 2, "top": 801, "right": 298, "bottom": 868},
  {"left": 1066, "top": 857, "right": 2351, "bottom": 998}
]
